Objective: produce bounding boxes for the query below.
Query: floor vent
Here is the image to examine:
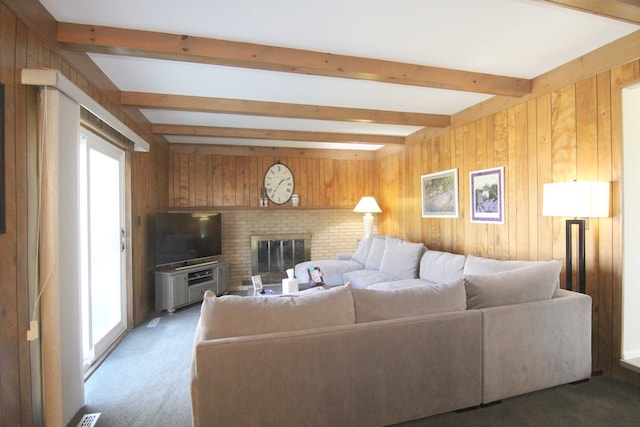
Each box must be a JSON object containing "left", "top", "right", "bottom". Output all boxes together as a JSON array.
[
  {"left": 147, "top": 317, "right": 161, "bottom": 328},
  {"left": 77, "top": 413, "right": 101, "bottom": 427}
]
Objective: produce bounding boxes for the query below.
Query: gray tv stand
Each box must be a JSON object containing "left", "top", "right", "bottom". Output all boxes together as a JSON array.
[{"left": 154, "top": 261, "right": 229, "bottom": 313}]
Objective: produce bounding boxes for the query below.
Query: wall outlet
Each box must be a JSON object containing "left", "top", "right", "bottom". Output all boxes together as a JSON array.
[{"left": 27, "top": 320, "right": 39, "bottom": 341}]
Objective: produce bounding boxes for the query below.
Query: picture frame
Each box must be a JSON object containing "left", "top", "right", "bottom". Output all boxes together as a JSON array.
[
  {"left": 470, "top": 166, "right": 505, "bottom": 224},
  {"left": 421, "top": 168, "right": 459, "bottom": 218},
  {"left": 251, "top": 275, "right": 263, "bottom": 290},
  {"left": 0, "top": 82, "right": 5, "bottom": 234}
]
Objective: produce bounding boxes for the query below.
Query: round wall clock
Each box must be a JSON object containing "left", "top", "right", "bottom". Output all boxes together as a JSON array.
[{"left": 264, "top": 162, "right": 295, "bottom": 205}]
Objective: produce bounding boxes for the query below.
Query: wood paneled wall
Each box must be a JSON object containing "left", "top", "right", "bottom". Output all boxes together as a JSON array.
[
  {"left": 379, "top": 61, "right": 640, "bottom": 384},
  {"left": 168, "top": 145, "right": 378, "bottom": 209},
  {"left": 0, "top": 3, "right": 167, "bottom": 424}
]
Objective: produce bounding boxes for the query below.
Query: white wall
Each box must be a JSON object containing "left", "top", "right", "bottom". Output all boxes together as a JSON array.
[{"left": 622, "top": 83, "right": 640, "bottom": 361}]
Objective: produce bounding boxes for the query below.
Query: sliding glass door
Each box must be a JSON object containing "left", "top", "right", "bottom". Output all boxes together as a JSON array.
[{"left": 80, "top": 130, "right": 127, "bottom": 369}]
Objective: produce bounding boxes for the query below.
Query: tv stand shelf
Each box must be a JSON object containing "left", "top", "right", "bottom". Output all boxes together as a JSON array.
[{"left": 154, "top": 262, "right": 229, "bottom": 313}]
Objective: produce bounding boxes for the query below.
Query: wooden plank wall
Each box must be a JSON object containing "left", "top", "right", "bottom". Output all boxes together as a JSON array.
[
  {"left": 0, "top": 3, "right": 167, "bottom": 425},
  {"left": 379, "top": 61, "right": 640, "bottom": 384},
  {"left": 168, "top": 145, "right": 378, "bottom": 209}
]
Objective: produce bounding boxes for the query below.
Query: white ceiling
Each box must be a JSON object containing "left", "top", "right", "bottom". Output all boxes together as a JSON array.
[{"left": 38, "top": 0, "right": 639, "bottom": 150}]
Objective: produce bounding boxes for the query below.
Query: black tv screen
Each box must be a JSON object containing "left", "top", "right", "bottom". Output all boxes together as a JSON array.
[{"left": 154, "top": 212, "right": 222, "bottom": 267}]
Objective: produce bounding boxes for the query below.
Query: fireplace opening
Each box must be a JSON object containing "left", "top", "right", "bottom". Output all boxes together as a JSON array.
[{"left": 251, "top": 234, "right": 311, "bottom": 284}]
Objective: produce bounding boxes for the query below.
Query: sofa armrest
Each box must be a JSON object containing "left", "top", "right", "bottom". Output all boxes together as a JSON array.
[
  {"left": 480, "top": 290, "right": 592, "bottom": 403},
  {"left": 336, "top": 253, "right": 353, "bottom": 260}
]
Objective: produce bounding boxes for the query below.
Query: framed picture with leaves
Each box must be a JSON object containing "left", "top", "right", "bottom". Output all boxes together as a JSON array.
[{"left": 421, "top": 168, "right": 459, "bottom": 218}]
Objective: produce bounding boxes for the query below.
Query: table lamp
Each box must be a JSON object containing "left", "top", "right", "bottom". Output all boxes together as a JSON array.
[{"left": 353, "top": 196, "right": 382, "bottom": 238}]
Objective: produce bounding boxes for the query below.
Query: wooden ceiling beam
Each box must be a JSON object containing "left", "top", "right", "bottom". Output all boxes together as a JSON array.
[
  {"left": 58, "top": 22, "right": 531, "bottom": 97},
  {"left": 540, "top": 0, "right": 640, "bottom": 25},
  {"left": 121, "top": 91, "right": 449, "bottom": 127},
  {"left": 152, "top": 124, "right": 404, "bottom": 145}
]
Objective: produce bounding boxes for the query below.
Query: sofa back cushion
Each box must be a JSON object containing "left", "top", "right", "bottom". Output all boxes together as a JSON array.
[
  {"left": 199, "top": 285, "right": 355, "bottom": 340},
  {"left": 419, "top": 250, "right": 466, "bottom": 283},
  {"left": 365, "top": 236, "right": 387, "bottom": 270},
  {"left": 463, "top": 254, "right": 548, "bottom": 275},
  {"left": 351, "top": 280, "right": 467, "bottom": 323},
  {"left": 351, "top": 235, "right": 373, "bottom": 265},
  {"left": 378, "top": 236, "right": 424, "bottom": 280},
  {"left": 463, "top": 260, "right": 562, "bottom": 309}
]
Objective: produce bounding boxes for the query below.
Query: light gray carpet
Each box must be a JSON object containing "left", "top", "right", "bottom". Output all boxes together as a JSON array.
[
  {"left": 395, "top": 375, "right": 640, "bottom": 427},
  {"left": 72, "top": 304, "right": 201, "bottom": 427},
  {"left": 71, "top": 302, "right": 640, "bottom": 427}
]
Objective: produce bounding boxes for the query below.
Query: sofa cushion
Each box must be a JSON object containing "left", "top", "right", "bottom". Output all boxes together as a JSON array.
[
  {"left": 351, "top": 279, "right": 467, "bottom": 323},
  {"left": 344, "top": 269, "right": 394, "bottom": 288},
  {"left": 419, "top": 250, "right": 466, "bottom": 283},
  {"left": 367, "top": 278, "right": 438, "bottom": 290},
  {"left": 364, "top": 236, "right": 386, "bottom": 270},
  {"left": 294, "top": 260, "right": 363, "bottom": 286},
  {"left": 351, "top": 235, "right": 374, "bottom": 265},
  {"left": 463, "top": 260, "right": 562, "bottom": 309},
  {"left": 199, "top": 285, "right": 355, "bottom": 340},
  {"left": 378, "top": 236, "right": 424, "bottom": 280},
  {"left": 463, "top": 254, "right": 550, "bottom": 275}
]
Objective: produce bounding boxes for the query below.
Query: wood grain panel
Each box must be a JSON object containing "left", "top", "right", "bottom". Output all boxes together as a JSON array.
[
  {"left": 526, "top": 99, "right": 539, "bottom": 260},
  {"left": 0, "top": 6, "right": 22, "bottom": 426},
  {"left": 550, "top": 85, "right": 577, "bottom": 283},
  {"left": 596, "top": 71, "right": 613, "bottom": 375},
  {"left": 513, "top": 103, "right": 529, "bottom": 260},
  {"left": 0, "top": 4, "right": 170, "bottom": 425},
  {"left": 610, "top": 62, "right": 640, "bottom": 385},
  {"left": 536, "top": 93, "right": 554, "bottom": 262},
  {"left": 222, "top": 156, "right": 236, "bottom": 206},
  {"left": 475, "top": 118, "right": 489, "bottom": 258},
  {"left": 462, "top": 124, "right": 476, "bottom": 256},
  {"left": 378, "top": 59, "right": 640, "bottom": 385},
  {"left": 167, "top": 150, "right": 378, "bottom": 210},
  {"left": 493, "top": 110, "right": 509, "bottom": 260}
]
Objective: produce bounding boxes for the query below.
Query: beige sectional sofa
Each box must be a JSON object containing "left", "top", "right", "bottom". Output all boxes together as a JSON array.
[{"left": 190, "top": 236, "right": 592, "bottom": 426}]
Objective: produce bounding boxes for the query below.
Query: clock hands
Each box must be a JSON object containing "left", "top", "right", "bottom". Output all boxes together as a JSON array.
[{"left": 273, "top": 178, "right": 285, "bottom": 193}]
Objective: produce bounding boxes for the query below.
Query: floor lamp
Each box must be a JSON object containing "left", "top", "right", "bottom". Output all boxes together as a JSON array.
[
  {"left": 354, "top": 196, "right": 382, "bottom": 238},
  {"left": 542, "top": 181, "right": 610, "bottom": 294}
]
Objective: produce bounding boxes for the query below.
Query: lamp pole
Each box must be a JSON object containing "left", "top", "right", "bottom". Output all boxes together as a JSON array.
[{"left": 565, "top": 218, "right": 586, "bottom": 294}]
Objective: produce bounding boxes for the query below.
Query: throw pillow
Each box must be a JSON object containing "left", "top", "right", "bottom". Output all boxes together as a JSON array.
[
  {"left": 378, "top": 236, "right": 424, "bottom": 280},
  {"left": 463, "top": 260, "right": 562, "bottom": 309},
  {"left": 351, "top": 280, "right": 467, "bottom": 323},
  {"left": 351, "top": 236, "right": 373, "bottom": 265},
  {"left": 364, "top": 236, "right": 386, "bottom": 270},
  {"left": 199, "top": 285, "right": 355, "bottom": 340}
]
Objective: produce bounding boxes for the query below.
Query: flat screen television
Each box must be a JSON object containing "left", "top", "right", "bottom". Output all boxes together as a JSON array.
[{"left": 153, "top": 212, "right": 222, "bottom": 267}]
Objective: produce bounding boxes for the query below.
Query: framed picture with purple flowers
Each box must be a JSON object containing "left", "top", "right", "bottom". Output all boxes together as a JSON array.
[{"left": 470, "top": 166, "right": 504, "bottom": 224}]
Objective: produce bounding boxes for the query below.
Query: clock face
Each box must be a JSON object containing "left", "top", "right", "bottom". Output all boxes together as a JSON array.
[{"left": 264, "top": 163, "right": 295, "bottom": 205}]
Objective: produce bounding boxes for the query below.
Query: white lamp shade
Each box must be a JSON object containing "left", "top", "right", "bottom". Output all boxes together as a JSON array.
[
  {"left": 353, "top": 196, "right": 382, "bottom": 214},
  {"left": 543, "top": 181, "right": 610, "bottom": 218}
]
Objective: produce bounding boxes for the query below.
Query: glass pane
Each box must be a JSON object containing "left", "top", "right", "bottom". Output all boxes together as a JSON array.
[
  {"left": 257, "top": 241, "right": 269, "bottom": 272},
  {"left": 269, "top": 241, "right": 282, "bottom": 272},
  {"left": 282, "top": 240, "right": 293, "bottom": 271},
  {"left": 88, "top": 147, "right": 122, "bottom": 345},
  {"left": 293, "top": 239, "right": 306, "bottom": 265}
]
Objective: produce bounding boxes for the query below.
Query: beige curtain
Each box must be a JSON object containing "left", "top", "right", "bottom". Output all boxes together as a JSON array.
[{"left": 37, "top": 87, "right": 84, "bottom": 427}]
